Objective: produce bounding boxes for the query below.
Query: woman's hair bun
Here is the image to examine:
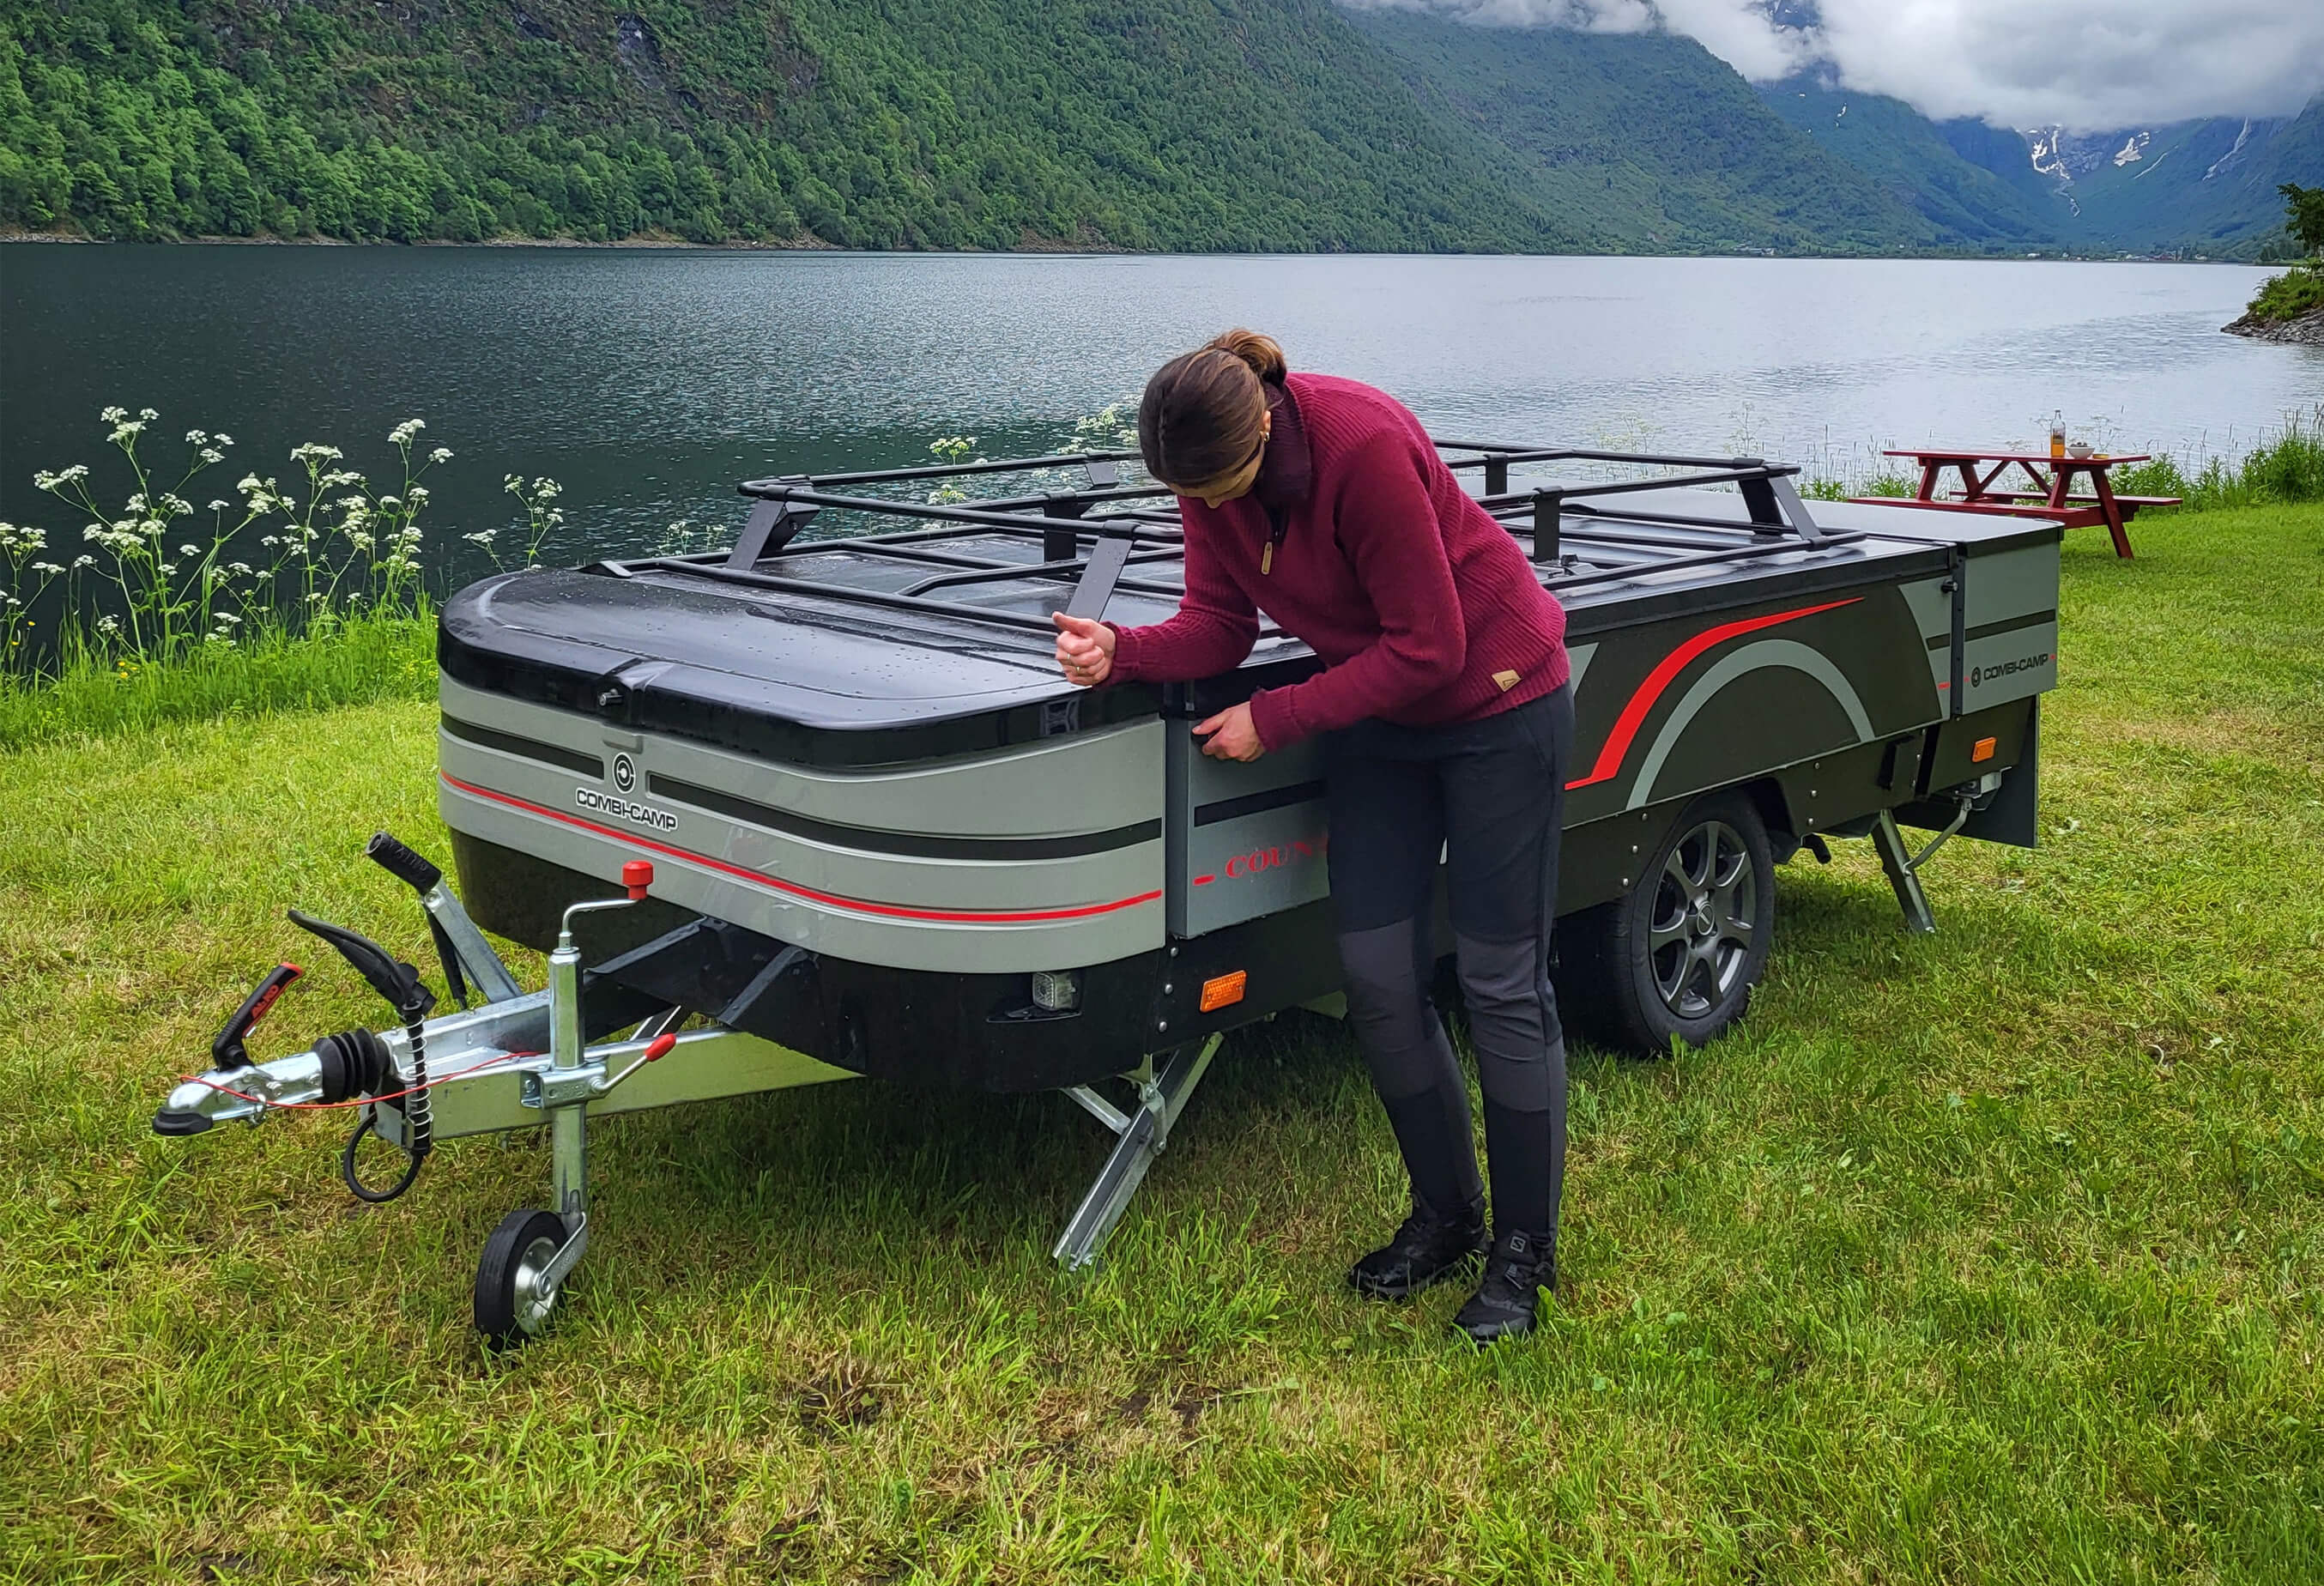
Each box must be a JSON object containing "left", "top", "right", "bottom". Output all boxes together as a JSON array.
[{"left": 1203, "top": 328, "right": 1286, "bottom": 384}]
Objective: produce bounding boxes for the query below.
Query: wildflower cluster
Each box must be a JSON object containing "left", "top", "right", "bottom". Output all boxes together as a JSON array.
[
  {"left": 4, "top": 409, "right": 458, "bottom": 675},
  {"left": 494, "top": 475, "right": 564, "bottom": 569}
]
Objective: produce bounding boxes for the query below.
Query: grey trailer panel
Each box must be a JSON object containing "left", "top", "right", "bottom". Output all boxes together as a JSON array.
[
  {"left": 1958, "top": 542, "right": 2060, "bottom": 709},
  {"left": 1900, "top": 574, "right": 1956, "bottom": 703},
  {"left": 1167, "top": 730, "right": 1330, "bottom": 936},
  {"left": 438, "top": 677, "right": 1168, "bottom": 974}
]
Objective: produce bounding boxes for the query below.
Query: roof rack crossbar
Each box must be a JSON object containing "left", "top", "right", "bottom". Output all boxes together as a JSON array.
[
  {"left": 620, "top": 557, "right": 1063, "bottom": 636},
  {"left": 896, "top": 548, "right": 1184, "bottom": 600},
  {"left": 741, "top": 448, "right": 1139, "bottom": 492}
]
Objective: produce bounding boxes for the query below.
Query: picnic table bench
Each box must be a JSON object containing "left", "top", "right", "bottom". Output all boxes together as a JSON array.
[{"left": 1847, "top": 447, "right": 2179, "bottom": 559}]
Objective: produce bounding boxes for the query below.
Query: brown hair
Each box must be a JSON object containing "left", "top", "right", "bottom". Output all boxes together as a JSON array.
[{"left": 1137, "top": 329, "right": 1287, "bottom": 491}]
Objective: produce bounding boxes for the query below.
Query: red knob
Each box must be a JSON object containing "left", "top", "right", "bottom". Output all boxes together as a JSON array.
[
  {"left": 622, "top": 860, "right": 653, "bottom": 901},
  {"left": 643, "top": 1032, "right": 678, "bottom": 1062}
]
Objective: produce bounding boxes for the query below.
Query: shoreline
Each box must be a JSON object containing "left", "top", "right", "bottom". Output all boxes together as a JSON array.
[{"left": 0, "top": 228, "right": 2265, "bottom": 265}]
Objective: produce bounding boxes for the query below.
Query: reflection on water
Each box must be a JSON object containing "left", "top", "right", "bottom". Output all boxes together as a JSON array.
[{"left": 3, "top": 245, "right": 2315, "bottom": 585}]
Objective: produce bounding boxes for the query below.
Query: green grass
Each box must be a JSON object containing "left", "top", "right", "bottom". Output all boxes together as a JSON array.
[
  {"left": 0, "top": 613, "right": 437, "bottom": 751},
  {"left": 2244, "top": 263, "right": 2324, "bottom": 324},
  {"left": 3, "top": 505, "right": 2321, "bottom": 1583}
]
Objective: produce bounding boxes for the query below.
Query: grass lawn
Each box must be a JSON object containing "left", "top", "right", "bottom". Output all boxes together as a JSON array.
[{"left": 3, "top": 505, "right": 2321, "bottom": 1584}]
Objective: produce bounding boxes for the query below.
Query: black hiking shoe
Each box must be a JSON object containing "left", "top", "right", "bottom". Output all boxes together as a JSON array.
[
  {"left": 1452, "top": 1228, "right": 1556, "bottom": 1344},
  {"left": 1347, "top": 1199, "right": 1488, "bottom": 1300}
]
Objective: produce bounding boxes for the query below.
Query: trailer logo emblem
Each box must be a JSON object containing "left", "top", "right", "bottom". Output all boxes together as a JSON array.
[
  {"left": 574, "top": 787, "right": 679, "bottom": 832},
  {"left": 1970, "top": 651, "right": 2052, "bottom": 688},
  {"left": 612, "top": 753, "right": 637, "bottom": 792}
]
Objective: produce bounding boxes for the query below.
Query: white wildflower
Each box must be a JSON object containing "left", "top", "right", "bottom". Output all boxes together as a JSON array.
[
  {"left": 291, "top": 443, "right": 344, "bottom": 464},
  {"left": 100, "top": 406, "right": 127, "bottom": 424},
  {"left": 429, "top": 447, "right": 452, "bottom": 464},
  {"left": 30, "top": 560, "right": 63, "bottom": 574},
  {"left": 215, "top": 433, "right": 233, "bottom": 447},
  {"left": 463, "top": 530, "right": 499, "bottom": 546},
  {"left": 139, "top": 408, "right": 158, "bottom": 421},
  {"left": 72, "top": 554, "right": 94, "bottom": 569},
  {"left": 179, "top": 544, "right": 198, "bottom": 556},
  {"left": 198, "top": 447, "right": 223, "bottom": 465},
  {"left": 390, "top": 419, "right": 425, "bottom": 445},
  {"left": 96, "top": 614, "right": 121, "bottom": 635},
  {"left": 185, "top": 429, "right": 209, "bottom": 445}
]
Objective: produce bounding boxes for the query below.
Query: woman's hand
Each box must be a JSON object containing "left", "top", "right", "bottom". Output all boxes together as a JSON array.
[
  {"left": 1192, "top": 701, "right": 1265, "bottom": 762},
  {"left": 1051, "top": 613, "right": 1117, "bottom": 687}
]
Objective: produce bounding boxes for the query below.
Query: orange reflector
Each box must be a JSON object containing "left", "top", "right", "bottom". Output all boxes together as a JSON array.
[
  {"left": 1972, "top": 736, "right": 1997, "bottom": 763},
  {"left": 1199, "top": 971, "right": 1247, "bottom": 1013}
]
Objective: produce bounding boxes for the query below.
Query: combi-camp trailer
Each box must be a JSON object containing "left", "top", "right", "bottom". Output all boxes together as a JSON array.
[{"left": 154, "top": 442, "right": 2059, "bottom": 1346}]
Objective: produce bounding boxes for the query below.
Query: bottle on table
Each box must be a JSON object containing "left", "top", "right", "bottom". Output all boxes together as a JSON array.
[{"left": 2049, "top": 412, "right": 2067, "bottom": 462}]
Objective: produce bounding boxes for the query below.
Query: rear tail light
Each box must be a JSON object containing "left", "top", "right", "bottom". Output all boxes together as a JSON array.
[{"left": 1031, "top": 970, "right": 1081, "bottom": 1013}]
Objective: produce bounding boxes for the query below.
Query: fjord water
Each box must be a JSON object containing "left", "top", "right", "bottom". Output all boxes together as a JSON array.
[{"left": 3, "top": 245, "right": 2315, "bottom": 573}]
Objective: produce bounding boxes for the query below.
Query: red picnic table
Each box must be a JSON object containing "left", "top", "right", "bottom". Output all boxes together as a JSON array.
[{"left": 1846, "top": 447, "right": 2179, "bottom": 559}]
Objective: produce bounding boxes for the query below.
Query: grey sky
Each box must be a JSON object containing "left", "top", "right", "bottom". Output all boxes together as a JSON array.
[{"left": 1351, "top": 1, "right": 2324, "bottom": 131}]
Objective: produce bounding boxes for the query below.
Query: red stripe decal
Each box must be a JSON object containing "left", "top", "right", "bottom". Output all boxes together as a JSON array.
[
  {"left": 440, "top": 772, "right": 1161, "bottom": 924},
  {"left": 1193, "top": 874, "right": 1216, "bottom": 885},
  {"left": 1565, "top": 598, "right": 1863, "bottom": 790}
]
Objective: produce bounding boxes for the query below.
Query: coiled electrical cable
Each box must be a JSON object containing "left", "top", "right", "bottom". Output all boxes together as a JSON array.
[{"left": 341, "top": 1020, "right": 433, "bottom": 1204}]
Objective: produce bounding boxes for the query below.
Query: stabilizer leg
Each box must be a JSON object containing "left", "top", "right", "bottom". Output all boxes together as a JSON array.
[
  {"left": 1871, "top": 809, "right": 1939, "bottom": 935},
  {"left": 1052, "top": 1034, "right": 1222, "bottom": 1270}
]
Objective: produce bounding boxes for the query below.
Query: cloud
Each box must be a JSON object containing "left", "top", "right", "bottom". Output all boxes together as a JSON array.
[{"left": 1347, "top": 0, "right": 2324, "bottom": 130}]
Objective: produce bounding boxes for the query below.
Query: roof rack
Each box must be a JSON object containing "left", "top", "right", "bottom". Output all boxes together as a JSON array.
[{"left": 593, "top": 441, "right": 1857, "bottom": 641}]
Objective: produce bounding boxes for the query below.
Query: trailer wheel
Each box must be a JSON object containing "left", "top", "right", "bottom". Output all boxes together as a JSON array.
[
  {"left": 1556, "top": 791, "right": 1775, "bottom": 1054},
  {"left": 475, "top": 1208, "right": 568, "bottom": 1348}
]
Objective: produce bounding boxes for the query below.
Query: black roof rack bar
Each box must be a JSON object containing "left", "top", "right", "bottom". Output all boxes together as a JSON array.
[
  {"left": 749, "top": 484, "right": 1169, "bottom": 539},
  {"left": 740, "top": 448, "right": 1141, "bottom": 493},
  {"left": 1543, "top": 534, "right": 1835, "bottom": 593},
  {"left": 896, "top": 548, "right": 1185, "bottom": 600},
  {"left": 618, "top": 556, "right": 1065, "bottom": 635},
  {"left": 1435, "top": 441, "right": 1798, "bottom": 474},
  {"left": 1476, "top": 465, "right": 1799, "bottom": 511}
]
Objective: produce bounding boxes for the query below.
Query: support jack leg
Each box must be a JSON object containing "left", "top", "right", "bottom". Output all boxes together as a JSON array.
[
  {"left": 1871, "top": 809, "right": 1939, "bottom": 935},
  {"left": 1053, "top": 1033, "right": 1222, "bottom": 1270}
]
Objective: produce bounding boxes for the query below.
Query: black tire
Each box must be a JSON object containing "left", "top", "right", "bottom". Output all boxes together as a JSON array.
[
  {"left": 1554, "top": 790, "right": 1776, "bottom": 1054},
  {"left": 474, "top": 1208, "right": 569, "bottom": 1349}
]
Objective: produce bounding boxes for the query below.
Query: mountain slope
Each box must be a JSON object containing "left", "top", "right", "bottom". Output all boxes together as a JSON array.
[
  {"left": 1756, "top": 77, "right": 2065, "bottom": 246},
  {"left": 0, "top": 0, "right": 1583, "bottom": 250},
  {"left": 2034, "top": 102, "right": 2324, "bottom": 251},
  {"left": 1762, "top": 76, "right": 2321, "bottom": 257},
  {"left": 1349, "top": 11, "right": 1941, "bottom": 253}
]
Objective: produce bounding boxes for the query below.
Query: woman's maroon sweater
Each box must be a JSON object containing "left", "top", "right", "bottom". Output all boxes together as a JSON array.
[{"left": 1108, "top": 372, "right": 1569, "bottom": 750}]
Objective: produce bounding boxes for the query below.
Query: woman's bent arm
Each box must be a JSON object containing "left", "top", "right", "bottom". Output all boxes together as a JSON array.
[{"left": 1105, "top": 510, "right": 1261, "bottom": 683}]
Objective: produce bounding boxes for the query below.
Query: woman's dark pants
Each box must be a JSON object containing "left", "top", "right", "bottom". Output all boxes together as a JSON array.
[{"left": 1323, "top": 684, "right": 1573, "bottom": 1242}]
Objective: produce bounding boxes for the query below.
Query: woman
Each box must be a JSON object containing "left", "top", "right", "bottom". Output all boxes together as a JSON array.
[{"left": 1052, "top": 330, "right": 1574, "bottom": 1343}]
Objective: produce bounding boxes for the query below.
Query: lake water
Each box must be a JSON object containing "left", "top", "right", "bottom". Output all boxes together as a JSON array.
[{"left": 3, "top": 245, "right": 2317, "bottom": 578}]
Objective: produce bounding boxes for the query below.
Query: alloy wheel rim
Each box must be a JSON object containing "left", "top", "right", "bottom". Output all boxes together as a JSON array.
[{"left": 1646, "top": 819, "right": 1755, "bottom": 1021}]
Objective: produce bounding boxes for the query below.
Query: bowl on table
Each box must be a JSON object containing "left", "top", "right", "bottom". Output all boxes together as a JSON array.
[{"left": 2067, "top": 443, "right": 2094, "bottom": 458}]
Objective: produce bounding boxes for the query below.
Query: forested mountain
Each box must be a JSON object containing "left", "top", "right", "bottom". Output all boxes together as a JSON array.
[
  {"left": 1346, "top": 10, "right": 1937, "bottom": 252},
  {"left": 1763, "top": 76, "right": 2324, "bottom": 256},
  {"left": 0, "top": 0, "right": 2309, "bottom": 254}
]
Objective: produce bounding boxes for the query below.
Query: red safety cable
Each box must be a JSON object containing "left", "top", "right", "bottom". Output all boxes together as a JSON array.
[{"left": 175, "top": 1052, "right": 542, "bottom": 1111}]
